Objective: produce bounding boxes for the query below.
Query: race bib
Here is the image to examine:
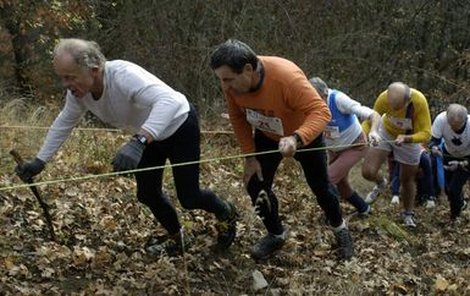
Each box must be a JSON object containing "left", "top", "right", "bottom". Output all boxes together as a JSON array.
[
  {"left": 388, "top": 116, "right": 413, "bottom": 130},
  {"left": 246, "top": 109, "right": 284, "bottom": 136},
  {"left": 325, "top": 125, "right": 340, "bottom": 139}
]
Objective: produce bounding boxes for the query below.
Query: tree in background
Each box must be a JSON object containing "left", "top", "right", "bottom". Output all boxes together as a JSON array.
[
  {"left": 0, "top": 0, "right": 92, "bottom": 98},
  {"left": 1, "top": 0, "right": 469, "bottom": 117}
]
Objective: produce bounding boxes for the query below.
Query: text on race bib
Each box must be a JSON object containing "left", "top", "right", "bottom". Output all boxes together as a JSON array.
[{"left": 246, "top": 109, "right": 284, "bottom": 136}]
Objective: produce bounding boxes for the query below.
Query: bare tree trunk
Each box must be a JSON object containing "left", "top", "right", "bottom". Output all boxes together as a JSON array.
[{"left": 0, "top": 4, "right": 31, "bottom": 94}]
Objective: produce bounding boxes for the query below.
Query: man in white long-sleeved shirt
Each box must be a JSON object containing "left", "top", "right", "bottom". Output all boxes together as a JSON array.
[
  {"left": 429, "top": 104, "right": 470, "bottom": 220},
  {"left": 309, "top": 77, "right": 381, "bottom": 216},
  {"left": 15, "top": 38, "right": 238, "bottom": 255}
]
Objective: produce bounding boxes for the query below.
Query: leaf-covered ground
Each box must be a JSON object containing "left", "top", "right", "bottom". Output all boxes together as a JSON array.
[{"left": 1, "top": 126, "right": 470, "bottom": 295}]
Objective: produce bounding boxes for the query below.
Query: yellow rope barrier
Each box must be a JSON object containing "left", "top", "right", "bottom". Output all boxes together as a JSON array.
[
  {"left": 0, "top": 124, "right": 455, "bottom": 192},
  {"left": 0, "top": 142, "right": 367, "bottom": 192},
  {"left": 0, "top": 124, "right": 234, "bottom": 134}
]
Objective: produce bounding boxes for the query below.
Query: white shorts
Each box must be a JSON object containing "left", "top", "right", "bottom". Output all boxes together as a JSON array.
[{"left": 373, "top": 127, "right": 421, "bottom": 165}]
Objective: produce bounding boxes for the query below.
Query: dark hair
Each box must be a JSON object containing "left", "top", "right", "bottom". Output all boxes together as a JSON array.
[{"left": 210, "top": 39, "right": 258, "bottom": 73}]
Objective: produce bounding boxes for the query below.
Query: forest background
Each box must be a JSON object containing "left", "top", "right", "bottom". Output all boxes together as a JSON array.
[{"left": 1, "top": 0, "right": 470, "bottom": 115}]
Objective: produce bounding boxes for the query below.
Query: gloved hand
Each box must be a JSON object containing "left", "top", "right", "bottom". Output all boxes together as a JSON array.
[
  {"left": 112, "top": 139, "right": 146, "bottom": 172},
  {"left": 444, "top": 160, "right": 460, "bottom": 172},
  {"left": 15, "top": 158, "right": 46, "bottom": 181},
  {"left": 368, "top": 131, "right": 381, "bottom": 146}
]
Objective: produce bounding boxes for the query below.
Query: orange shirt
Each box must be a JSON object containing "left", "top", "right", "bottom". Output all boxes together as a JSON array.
[{"left": 223, "top": 56, "right": 331, "bottom": 153}]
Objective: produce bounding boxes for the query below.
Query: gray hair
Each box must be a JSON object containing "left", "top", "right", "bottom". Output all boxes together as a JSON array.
[
  {"left": 447, "top": 103, "right": 468, "bottom": 122},
  {"left": 309, "top": 77, "right": 329, "bottom": 98},
  {"left": 53, "top": 38, "right": 106, "bottom": 69},
  {"left": 388, "top": 82, "right": 411, "bottom": 100}
]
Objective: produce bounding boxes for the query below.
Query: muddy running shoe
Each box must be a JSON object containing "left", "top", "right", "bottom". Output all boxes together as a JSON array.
[
  {"left": 425, "top": 196, "right": 436, "bottom": 209},
  {"left": 251, "top": 230, "right": 288, "bottom": 260},
  {"left": 358, "top": 205, "right": 372, "bottom": 217},
  {"left": 145, "top": 229, "right": 191, "bottom": 256},
  {"left": 365, "top": 178, "right": 388, "bottom": 204},
  {"left": 451, "top": 200, "right": 468, "bottom": 220},
  {"left": 215, "top": 201, "right": 238, "bottom": 249},
  {"left": 403, "top": 212, "right": 416, "bottom": 228},
  {"left": 335, "top": 227, "right": 354, "bottom": 260}
]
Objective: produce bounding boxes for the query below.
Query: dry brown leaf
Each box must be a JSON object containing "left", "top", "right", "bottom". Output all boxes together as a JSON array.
[
  {"left": 3, "top": 256, "right": 15, "bottom": 270},
  {"left": 313, "top": 250, "right": 329, "bottom": 257},
  {"left": 393, "top": 284, "right": 408, "bottom": 294},
  {"left": 92, "top": 249, "right": 113, "bottom": 267},
  {"left": 435, "top": 276, "right": 449, "bottom": 291},
  {"left": 72, "top": 246, "right": 95, "bottom": 266}
]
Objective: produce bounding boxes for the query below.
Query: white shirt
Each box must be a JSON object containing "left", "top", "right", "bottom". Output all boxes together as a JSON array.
[
  {"left": 37, "top": 60, "right": 190, "bottom": 162},
  {"left": 431, "top": 112, "right": 470, "bottom": 158}
]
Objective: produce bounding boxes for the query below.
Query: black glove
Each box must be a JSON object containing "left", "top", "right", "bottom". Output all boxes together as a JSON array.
[
  {"left": 112, "top": 139, "right": 146, "bottom": 172},
  {"left": 15, "top": 158, "right": 46, "bottom": 181}
]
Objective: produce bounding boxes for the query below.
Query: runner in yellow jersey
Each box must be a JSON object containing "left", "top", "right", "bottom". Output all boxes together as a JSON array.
[{"left": 362, "top": 82, "right": 431, "bottom": 227}]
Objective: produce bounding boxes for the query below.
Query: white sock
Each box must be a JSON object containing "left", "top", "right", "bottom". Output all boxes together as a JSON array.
[
  {"left": 273, "top": 229, "right": 287, "bottom": 239},
  {"left": 334, "top": 220, "right": 347, "bottom": 232}
]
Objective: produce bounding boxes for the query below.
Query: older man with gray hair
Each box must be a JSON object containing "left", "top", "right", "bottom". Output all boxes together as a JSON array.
[
  {"left": 14, "top": 38, "right": 238, "bottom": 255},
  {"left": 309, "top": 77, "right": 381, "bottom": 217},
  {"left": 429, "top": 103, "right": 470, "bottom": 221}
]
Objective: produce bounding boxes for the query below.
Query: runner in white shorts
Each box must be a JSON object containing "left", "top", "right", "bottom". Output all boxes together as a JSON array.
[
  {"left": 362, "top": 82, "right": 431, "bottom": 228},
  {"left": 374, "top": 125, "right": 422, "bottom": 165}
]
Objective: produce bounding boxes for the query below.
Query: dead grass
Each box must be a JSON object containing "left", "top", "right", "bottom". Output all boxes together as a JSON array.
[{"left": 1, "top": 100, "right": 470, "bottom": 295}]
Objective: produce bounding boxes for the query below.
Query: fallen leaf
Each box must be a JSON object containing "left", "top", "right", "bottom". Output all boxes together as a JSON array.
[
  {"left": 435, "top": 276, "right": 449, "bottom": 291},
  {"left": 252, "top": 269, "right": 268, "bottom": 291}
]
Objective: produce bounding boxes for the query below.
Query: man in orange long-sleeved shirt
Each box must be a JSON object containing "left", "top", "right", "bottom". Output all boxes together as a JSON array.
[{"left": 210, "top": 39, "right": 354, "bottom": 260}]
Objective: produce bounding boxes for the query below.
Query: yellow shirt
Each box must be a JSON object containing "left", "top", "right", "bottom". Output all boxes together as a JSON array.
[{"left": 363, "top": 88, "right": 431, "bottom": 143}]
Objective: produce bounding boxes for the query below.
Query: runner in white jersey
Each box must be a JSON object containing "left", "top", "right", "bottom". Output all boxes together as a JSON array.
[
  {"left": 429, "top": 104, "right": 470, "bottom": 220},
  {"left": 309, "top": 77, "right": 381, "bottom": 216},
  {"left": 15, "top": 38, "right": 238, "bottom": 255}
]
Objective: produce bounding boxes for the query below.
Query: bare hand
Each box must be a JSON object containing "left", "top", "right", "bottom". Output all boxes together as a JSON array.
[
  {"left": 279, "top": 136, "right": 297, "bottom": 157},
  {"left": 395, "top": 134, "right": 409, "bottom": 146},
  {"left": 431, "top": 146, "right": 442, "bottom": 157},
  {"left": 244, "top": 157, "right": 263, "bottom": 188},
  {"left": 368, "top": 131, "right": 381, "bottom": 146},
  {"left": 444, "top": 160, "right": 460, "bottom": 172},
  {"left": 444, "top": 160, "right": 469, "bottom": 172}
]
